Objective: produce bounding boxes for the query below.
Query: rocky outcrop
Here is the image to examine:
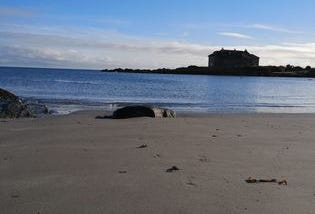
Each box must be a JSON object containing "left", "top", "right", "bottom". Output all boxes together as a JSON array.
[
  {"left": 0, "top": 88, "right": 32, "bottom": 118},
  {"left": 25, "top": 103, "right": 49, "bottom": 116},
  {"left": 0, "top": 88, "right": 49, "bottom": 118},
  {"left": 112, "top": 105, "right": 176, "bottom": 119}
]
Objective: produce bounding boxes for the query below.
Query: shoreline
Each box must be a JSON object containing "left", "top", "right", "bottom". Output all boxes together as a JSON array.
[
  {"left": 7, "top": 108, "right": 315, "bottom": 117},
  {"left": 44, "top": 109, "right": 315, "bottom": 118},
  {"left": 22, "top": 97, "right": 315, "bottom": 116}
]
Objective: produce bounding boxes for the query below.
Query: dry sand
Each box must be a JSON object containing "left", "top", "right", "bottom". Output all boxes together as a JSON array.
[{"left": 1, "top": 111, "right": 315, "bottom": 213}]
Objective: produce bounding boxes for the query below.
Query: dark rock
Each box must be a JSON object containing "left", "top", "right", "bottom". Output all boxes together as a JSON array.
[
  {"left": 95, "top": 115, "right": 112, "bottom": 119},
  {"left": 112, "top": 105, "right": 176, "bottom": 119},
  {"left": 25, "top": 103, "right": 49, "bottom": 115},
  {"left": 166, "top": 166, "right": 180, "bottom": 173},
  {"left": 48, "top": 109, "right": 58, "bottom": 115},
  {"left": 0, "top": 88, "right": 19, "bottom": 101},
  {"left": 0, "top": 88, "right": 49, "bottom": 118},
  {"left": 0, "top": 88, "right": 32, "bottom": 118}
]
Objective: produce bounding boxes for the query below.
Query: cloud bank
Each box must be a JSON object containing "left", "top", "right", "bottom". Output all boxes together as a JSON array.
[{"left": 1, "top": 24, "right": 315, "bottom": 69}]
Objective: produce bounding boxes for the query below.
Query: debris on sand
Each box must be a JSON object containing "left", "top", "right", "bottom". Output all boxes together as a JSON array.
[
  {"left": 118, "top": 171, "right": 127, "bottom": 174},
  {"left": 245, "top": 177, "right": 288, "bottom": 185},
  {"left": 137, "top": 144, "right": 148, "bottom": 149},
  {"left": 278, "top": 180, "right": 288, "bottom": 185},
  {"left": 166, "top": 166, "right": 180, "bottom": 173}
]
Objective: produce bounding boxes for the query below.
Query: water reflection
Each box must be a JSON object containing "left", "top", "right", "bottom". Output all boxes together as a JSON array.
[{"left": 1, "top": 67, "right": 315, "bottom": 113}]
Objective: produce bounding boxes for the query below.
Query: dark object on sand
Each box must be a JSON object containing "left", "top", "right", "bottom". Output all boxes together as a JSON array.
[
  {"left": 137, "top": 144, "right": 148, "bottom": 149},
  {"left": 112, "top": 105, "right": 176, "bottom": 119},
  {"left": 118, "top": 171, "right": 127, "bottom": 174},
  {"left": 166, "top": 166, "right": 180, "bottom": 173},
  {"left": 95, "top": 115, "right": 112, "bottom": 119},
  {"left": 245, "top": 177, "right": 288, "bottom": 185}
]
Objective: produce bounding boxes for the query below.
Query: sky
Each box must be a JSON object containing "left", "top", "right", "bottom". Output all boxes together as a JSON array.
[{"left": 1, "top": 0, "right": 315, "bottom": 69}]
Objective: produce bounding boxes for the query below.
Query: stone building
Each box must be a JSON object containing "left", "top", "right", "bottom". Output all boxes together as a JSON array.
[{"left": 208, "top": 49, "right": 259, "bottom": 68}]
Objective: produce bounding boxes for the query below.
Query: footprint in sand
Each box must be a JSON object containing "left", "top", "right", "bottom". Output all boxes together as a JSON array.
[
  {"left": 185, "top": 176, "right": 197, "bottom": 187},
  {"left": 186, "top": 180, "right": 197, "bottom": 187},
  {"left": 153, "top": 154, "right": 161, "bottom": 158},
  {"left": 198, "top": 155, "right": 210, "bottom": 163}
]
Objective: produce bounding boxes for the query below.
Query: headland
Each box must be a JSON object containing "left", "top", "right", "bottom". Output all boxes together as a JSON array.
[{"left": 102, "top": 49, "right": 315, "bottom": 77}]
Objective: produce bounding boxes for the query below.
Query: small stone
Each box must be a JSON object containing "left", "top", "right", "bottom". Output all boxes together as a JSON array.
[{"left": 166, "top": 166, "right": 180, "bottom": 172}]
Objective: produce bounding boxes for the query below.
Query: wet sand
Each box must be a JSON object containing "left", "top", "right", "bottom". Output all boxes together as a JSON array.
[{"left": 1, "top": 111, "right": 315, "bottom": 213}]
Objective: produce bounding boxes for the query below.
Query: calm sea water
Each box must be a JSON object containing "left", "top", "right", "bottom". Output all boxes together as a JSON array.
[{"left": 1, "top": 66, "right": 315, "bottom": 114}]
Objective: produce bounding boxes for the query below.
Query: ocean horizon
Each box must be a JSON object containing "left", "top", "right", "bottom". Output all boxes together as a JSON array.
[{"left": 1, "top": 66, "right": 315, "bottom": 115}]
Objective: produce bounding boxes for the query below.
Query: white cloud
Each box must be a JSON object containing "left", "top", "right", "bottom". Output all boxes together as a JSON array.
[
  {"left": 247, "top": 24, "right": 304, "bottom": 34},
  {"left": 218, "top": 32, "right": 253, "bottom": 40},
  {"left": 1, "top": 24, "right": 315, "bottom": 69}
]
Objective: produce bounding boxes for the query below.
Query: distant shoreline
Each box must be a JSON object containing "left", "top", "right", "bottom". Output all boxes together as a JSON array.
[
  {"left": 2, "top": 66, "right": 315, "bottom": 78},
  {"left": 102, "top": 65, "right": 315, "bottom": 78}
]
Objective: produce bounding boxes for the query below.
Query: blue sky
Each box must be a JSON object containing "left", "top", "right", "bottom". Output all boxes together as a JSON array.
[{"left": 1, "top": 0, "right": 315, "bottom": 69}]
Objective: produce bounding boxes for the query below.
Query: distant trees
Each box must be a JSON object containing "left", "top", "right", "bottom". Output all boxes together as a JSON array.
[{"left": 285, "top": 64, "right": 293, "bottom": 71}]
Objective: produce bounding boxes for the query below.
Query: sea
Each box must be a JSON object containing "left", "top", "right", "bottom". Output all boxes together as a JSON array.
[{"left": 1, "top": 66, "right": 315, "bottom": 115}]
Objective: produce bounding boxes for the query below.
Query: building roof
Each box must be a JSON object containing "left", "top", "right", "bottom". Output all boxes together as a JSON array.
[{"left": 208, "top": 49, "right": 259, "bottom": 59}]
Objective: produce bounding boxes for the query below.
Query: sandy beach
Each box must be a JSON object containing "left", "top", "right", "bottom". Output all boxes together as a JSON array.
[{"left": 1, "top": 112, "right": 315, "bottom": 213}]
